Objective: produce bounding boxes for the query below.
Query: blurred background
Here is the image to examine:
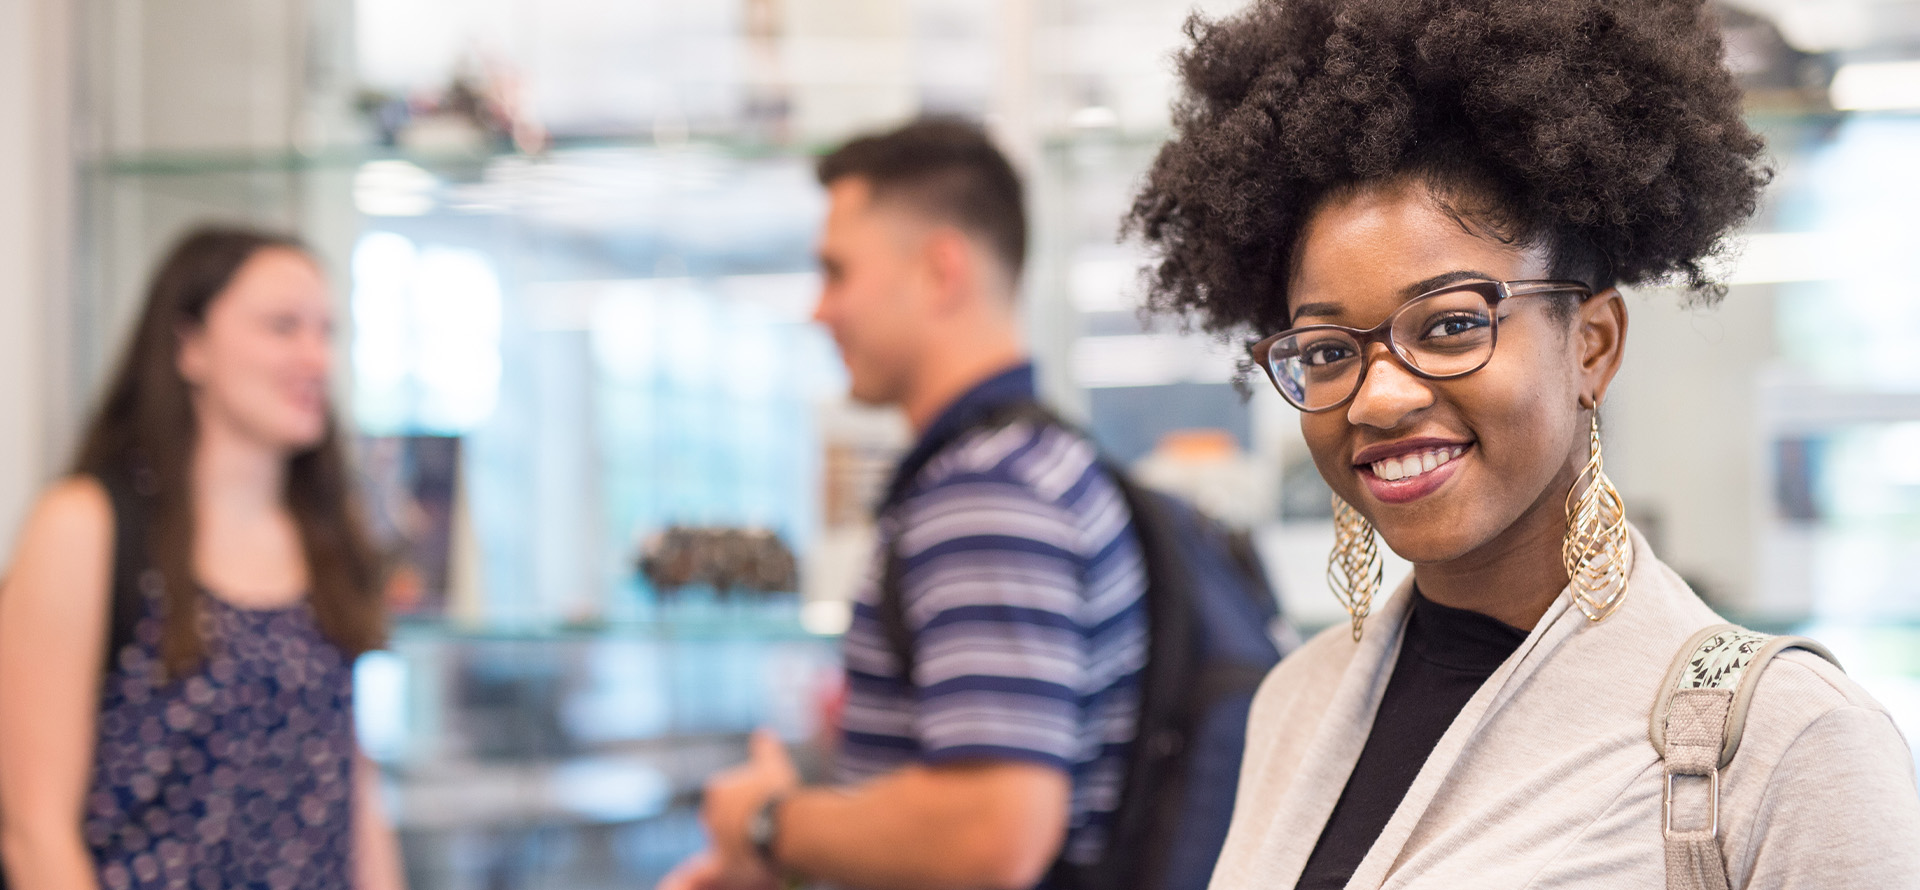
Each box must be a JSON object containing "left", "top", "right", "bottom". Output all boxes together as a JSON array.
[{"left": 0, "top": 0, "right": 1916, "bottom": 886}]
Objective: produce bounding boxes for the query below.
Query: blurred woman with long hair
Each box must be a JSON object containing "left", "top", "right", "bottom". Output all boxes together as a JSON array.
[{"left": 0, "top": 226, "right": 405, "bottom": 889}]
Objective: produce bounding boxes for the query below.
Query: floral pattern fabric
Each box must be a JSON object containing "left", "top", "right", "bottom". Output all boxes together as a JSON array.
[{"left": 85, "top": 588, "right": 357, "bottom": 890}]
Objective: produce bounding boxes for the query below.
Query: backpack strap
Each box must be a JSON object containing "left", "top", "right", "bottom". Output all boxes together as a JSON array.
[
  {"left": 1650, "top": 624, "right": 1840, "bottom": 890},
  {"left": 875, "top": 400, "right": 1068, "bottom": 681},
  {"left": 875, "top": 515, "right": 916, "bottom": 681}
]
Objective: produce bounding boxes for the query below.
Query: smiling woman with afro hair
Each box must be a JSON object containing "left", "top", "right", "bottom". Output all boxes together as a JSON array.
[{"left": 1126, "top": 1, "right": 1920, "bottom": 888}]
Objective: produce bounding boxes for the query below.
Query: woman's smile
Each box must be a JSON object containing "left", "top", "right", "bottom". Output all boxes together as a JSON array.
[{"left": 1354, "top": 439, "right": 1474, "bottom": 504}]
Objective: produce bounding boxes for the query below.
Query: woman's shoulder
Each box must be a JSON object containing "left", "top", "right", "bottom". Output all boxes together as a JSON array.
[
  {"left": 1723, "top": 645, "right": 1920, "bottom": 881},
  {"left": 1267, "top": 620, "right": 1363, "bottom": 682},
  {"left": 0, "top": 476, "right": 116, "bottom": 639},
  {"left": 1742, "top": 645, "right": 1911, "bottom": 756},
  {"left": 14, "top": 474, "right": 113, "bottom": 552},
  {"left": 1632, "top": 545, "right": 1909, "bottom": 768},
  {"left": 1247, "top": 620, "right": 1365, "bottom": 732}
]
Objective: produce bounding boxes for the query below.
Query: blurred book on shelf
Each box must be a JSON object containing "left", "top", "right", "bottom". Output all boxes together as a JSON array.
[{"left": 360, "top": 435, "right": 463, "bottom": 617}]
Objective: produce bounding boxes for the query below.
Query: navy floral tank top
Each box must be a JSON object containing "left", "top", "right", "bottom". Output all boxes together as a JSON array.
[{"left": 85, "top": 579, "right": 357, "bottom": 890}]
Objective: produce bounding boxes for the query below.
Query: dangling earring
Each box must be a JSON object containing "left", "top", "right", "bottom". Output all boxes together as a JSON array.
[
  {"left": 1329, "top": 495, "right": 1382, "bottom": 641},
  {"left": 1564, "top": 411, "right": 1632, "bottom": 621}
]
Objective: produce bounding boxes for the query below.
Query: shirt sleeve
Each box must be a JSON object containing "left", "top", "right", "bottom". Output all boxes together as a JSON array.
[
  {"left": 894, "top": 479, "right": 1089, "bottom": 771},
  {"left": 1737, "top": 703, "right": 1920, "bottom": 889}
]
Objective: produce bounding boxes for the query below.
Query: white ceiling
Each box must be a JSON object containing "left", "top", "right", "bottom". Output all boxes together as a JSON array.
[{"left": 1721, "top": 0, "right": 1920, "bottom": 55}]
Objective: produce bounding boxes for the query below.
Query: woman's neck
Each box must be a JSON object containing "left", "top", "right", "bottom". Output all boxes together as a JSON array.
[
  {"left": 1411, "top": 482, "right": 1573, "bottom": 631},
  {"left": 191, "top": 414, "right": 288, "bottom": 520}
]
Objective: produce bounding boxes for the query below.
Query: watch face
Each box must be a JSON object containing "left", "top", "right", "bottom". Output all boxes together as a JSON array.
[{"left": 750, "top": 796, "right": 781, "bottom": 863}]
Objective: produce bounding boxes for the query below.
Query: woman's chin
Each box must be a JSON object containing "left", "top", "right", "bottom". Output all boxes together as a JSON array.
[
  {"left": 259, "top": 415, "right": 330, "bottom": 454},
  {"left": 1375, "top": 524, "right": 1486, "bottom": 568}
]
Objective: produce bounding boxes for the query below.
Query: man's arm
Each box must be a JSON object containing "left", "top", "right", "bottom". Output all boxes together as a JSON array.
[
  {"left": 779, "top": 758, "right": 1069, "bottom": 890},
  {"left": 699, "top": 731, "right": 1069, "bottom": 890},
  {"left": 694, "top": 459, "right": 1117, "bottom": 890}
]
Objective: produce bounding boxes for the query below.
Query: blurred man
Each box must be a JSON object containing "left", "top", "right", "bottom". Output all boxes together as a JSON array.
[{"left": 663, "top": 119, "right": 1149, "bottom": 890}]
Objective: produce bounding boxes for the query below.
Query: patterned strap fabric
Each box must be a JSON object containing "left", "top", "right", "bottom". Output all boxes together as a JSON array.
[
  {"left": 1676, "top": 628, "right": 1773, "bottom": 691},
  {"left": 1652, "top": 625, "right": 1842, "bottom": 890}
]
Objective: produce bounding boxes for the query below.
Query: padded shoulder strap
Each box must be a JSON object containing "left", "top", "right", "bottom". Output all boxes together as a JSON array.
[
  {"left": 1652, "top": 624, "right": 1841, "bottom": 890},
  {"left": 1650, "top": 624, "right": 1841, "bottom": 767}
]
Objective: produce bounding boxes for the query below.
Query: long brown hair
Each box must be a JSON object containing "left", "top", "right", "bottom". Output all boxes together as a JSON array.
[{"left": 72, "top": 225, "right": 385, "bottom": 675}]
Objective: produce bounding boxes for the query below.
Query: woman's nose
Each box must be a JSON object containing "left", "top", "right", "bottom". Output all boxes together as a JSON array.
[
  {"left": 1345, "top": 344, "right": 1434, "bottom": 430},
  {"left": 300, "top": 324, "right": 334, "bottom": 374}
]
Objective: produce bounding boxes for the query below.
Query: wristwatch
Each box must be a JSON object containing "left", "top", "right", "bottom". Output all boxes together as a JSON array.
[{"left": 747, "top": 792, "right": 787, "bottom": 866}]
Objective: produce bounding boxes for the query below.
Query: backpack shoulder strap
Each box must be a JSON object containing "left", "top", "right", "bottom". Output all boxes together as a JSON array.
[
  {"left": 874, "top": 399, "right": 1072, "bottom": 686},
  {"left": 875, "top": 517, "right": 916, "bottom": 681},
  {"left": 1650, "top": 624, "right": 1841, "bottom": 890}
]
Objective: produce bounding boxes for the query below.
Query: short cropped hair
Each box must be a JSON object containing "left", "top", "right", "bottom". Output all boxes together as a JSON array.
[
  {"left": 1125, "top": 0, "right": 1771, "bottom": 337},
  {"left": 818, "top": 118, "right": 1028, "bottom": 281}
]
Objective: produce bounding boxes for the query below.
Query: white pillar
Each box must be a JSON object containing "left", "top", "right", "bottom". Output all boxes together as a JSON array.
[{"left": 0, "top": 0, "right": 75, "bottom": 554}]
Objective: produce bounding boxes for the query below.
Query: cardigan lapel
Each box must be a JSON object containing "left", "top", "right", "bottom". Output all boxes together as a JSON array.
[
  {"left": 1243, "top": 576, "right": 1418, "bottom": 886},
  {"left": 1347, "top": 527, "right": 1661, "bottom": 889}
]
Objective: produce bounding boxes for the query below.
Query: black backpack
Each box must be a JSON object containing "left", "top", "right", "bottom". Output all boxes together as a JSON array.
[{"left": 876, "top": 400, "right": 1290, "bottom": 890}]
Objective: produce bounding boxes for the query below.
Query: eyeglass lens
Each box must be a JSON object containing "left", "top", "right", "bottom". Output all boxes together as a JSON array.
[{"left": 1264, "top": 287, "right": 1497, "bottom": 411}]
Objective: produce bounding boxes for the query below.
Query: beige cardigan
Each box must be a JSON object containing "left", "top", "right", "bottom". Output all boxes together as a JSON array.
[{"left": 1210, "top": 529, "right": 1920, "bottom": 889}]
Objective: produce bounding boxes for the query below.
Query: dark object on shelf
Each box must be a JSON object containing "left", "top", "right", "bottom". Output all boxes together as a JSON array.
[
  {"left": 638, "top": 527, "right": 799, "bottom": 597},
  {"left": 359, "top": 435, "right": 461, "bottom": 616}
]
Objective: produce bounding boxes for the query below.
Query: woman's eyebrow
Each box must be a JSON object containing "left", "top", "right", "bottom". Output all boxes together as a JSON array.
[
  {"left": 1289, "top": 301, "right": 1343, "bottom": 321},
  {"left": 1289, "top": 269, "right": 1499, "bottom": 324},
  {"left": 1402, "top": 269, "right": 1497, "bottom": 297}
]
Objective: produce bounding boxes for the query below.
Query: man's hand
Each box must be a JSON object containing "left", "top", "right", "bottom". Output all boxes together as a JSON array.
[
  {"left": 657, "top": 849, "right": 780, "bottom": 890},
  {"left": 674, "top": 732, "right": 1070, "bottom": 890},
  {"left": 702, "top": 729, "right": 802, "bottom": 877}
]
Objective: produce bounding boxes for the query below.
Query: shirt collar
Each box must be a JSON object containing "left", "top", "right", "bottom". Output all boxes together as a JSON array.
[{"left": 880, "top": 361, "right": 1037, "bottom": 511}]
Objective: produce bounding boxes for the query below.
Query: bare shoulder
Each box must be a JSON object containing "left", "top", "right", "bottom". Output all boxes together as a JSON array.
[
  {"left": 3, "top": 475, "right": 114, "bottom": 603},
  {"left": 33, "top": 475, "right": 112, "bottom": 530},
  {"left": 15, "top": 475, "right": 113, "bottom": 555}
]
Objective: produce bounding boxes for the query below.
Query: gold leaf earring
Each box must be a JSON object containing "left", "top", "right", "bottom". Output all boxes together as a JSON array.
[
  {"left": 1564, "top": 411, "right": 1632, "bottom": 621},
  {"left": 1329, "top": 495, "right": 1383, "bottom": 641}
]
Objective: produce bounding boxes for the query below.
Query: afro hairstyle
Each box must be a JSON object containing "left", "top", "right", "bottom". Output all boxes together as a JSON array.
[{"left": 1125, "top": 0, "right": 1772, "bottom": 337}]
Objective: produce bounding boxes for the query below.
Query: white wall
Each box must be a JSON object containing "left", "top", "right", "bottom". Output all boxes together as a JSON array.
[
  {"left": 1606, "top": 284, "right": 1779, "bottom": 616},
  {"left": 0, "top": 0, "right": 73, "bottom": 555}
]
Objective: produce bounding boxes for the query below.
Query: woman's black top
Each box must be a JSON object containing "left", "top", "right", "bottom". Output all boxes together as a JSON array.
[{"left": 1295, "top": 590, "right": 1529, "bottom": 890}]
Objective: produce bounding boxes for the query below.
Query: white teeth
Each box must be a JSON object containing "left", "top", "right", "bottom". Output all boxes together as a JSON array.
[{"left": 1370, "top": 446, "right": 1465, "bottom": 482}]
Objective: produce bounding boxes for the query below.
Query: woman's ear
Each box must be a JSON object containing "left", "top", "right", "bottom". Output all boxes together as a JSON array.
[
  {"left": 176, "top": 320, "right": 208, "bottom": 387},
  {"left": 1576, "top": 288, "right": 1628, "bottom": 407}
]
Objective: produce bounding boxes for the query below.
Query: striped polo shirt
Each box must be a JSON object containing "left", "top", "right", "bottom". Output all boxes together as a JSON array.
[{"left": 836, "top": 363, "right": 1149, "bottom": 877}]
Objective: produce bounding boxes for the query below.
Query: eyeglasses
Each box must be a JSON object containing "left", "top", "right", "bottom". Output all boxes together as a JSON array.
[{"left": 1249, "top": 279, "right": 1592, "bottom": 413}]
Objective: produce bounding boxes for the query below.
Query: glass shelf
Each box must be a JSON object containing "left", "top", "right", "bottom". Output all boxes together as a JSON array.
[
  {"left": 387, "top": 611, "right": 834, "bottom": 644},
  {"left": 84, "top": 139, "right": 830, "bottom": 178}
]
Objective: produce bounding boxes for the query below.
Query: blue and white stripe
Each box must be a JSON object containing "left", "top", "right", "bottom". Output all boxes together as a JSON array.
[{"left": 837, "top": 411, "right": 1149, "bottom": 876}]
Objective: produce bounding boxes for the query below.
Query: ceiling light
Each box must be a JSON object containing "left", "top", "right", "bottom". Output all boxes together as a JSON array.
[
  {"left": 1830, "top": 60, "right": 1920, "bottom": 111},
  {"left": 354, "top": 160, "right": 439, "bottom": 217}
]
